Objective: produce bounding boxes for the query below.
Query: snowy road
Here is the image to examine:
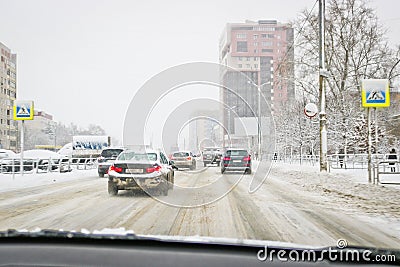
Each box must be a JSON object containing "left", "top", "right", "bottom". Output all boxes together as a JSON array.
[{"left": 0, "top": 163, "right": 399, "bottom": 248}]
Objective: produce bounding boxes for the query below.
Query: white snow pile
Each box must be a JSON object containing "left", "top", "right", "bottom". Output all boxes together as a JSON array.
[
  {"left": 15, "top": 149, "right": 66, "bottom": 159},
  {"left": 0, "top": 169, "right": 98, "bottom": 193},
  {"left": 270, "top": 162, "right": 400, "bottom": 218}
]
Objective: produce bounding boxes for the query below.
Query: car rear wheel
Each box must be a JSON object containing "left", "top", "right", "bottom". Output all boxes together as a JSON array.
[
  {"left": 221, "top": 168, "right": 225, "bottom": 174},
  {"left": 108, "top": 182, "right": 118, "bottom": 196},
  {"left": 203, "top": 162, "right": 207, "bottom": 167},
  {"left": 98, "top": 172, "right": 104, "bottom": 178},
  {"left": 245, "top": 168, "right": 252, "bottom": 175}
]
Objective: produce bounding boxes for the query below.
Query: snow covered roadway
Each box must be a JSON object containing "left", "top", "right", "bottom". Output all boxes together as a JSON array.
[{"left": 0, "top": 162, "right": 399, "bottom": 248}]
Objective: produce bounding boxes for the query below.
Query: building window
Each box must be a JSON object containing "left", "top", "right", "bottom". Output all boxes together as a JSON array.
[
  {"left": 238, "top": 64, "right": 242, "bottom": 68},
  {"left": 253, "top": 42, "right": 258, "bottom": 46},
  {"left": 236, "top": 41, "right": 248, "bottom": 52},
  {"left": 254, "top": 49, "right": 258, "bottom": 53},
  {"left": 262, "top": 41, "right": 273, "bottom": 47},
  {"left": 238, "top": 57, "right": 243, "bottom": 61},
  {"left": 253, "top": 35, "right": 258, "bottom": 40},
  {"left": 246, "top": 57, "right": 250, "bottom": 61},
  {"left": 236, "top": 33, "right": 247, "bottom": 39},
  {"left": 254, "top": 57, "right": 258, "bottom": 61},
  {"left": 262, "top": 49, "right": 274, "bottom": 53},
  {"left": 254, "top": 64, "right": 258, "bottom": 68},
  {"left": 7, "top": 120, "right": 10, "bottom": 126},
  {"left": 246, "top": 64, "right": 250, "bottom": 68},
  {"left": 256, "top": 27, "right": 275, "bottom": 31}
]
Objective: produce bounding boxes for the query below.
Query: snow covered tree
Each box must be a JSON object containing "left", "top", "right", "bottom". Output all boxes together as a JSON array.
[{"left": 293, "top": 0, "right": 400, "bottom": 154}]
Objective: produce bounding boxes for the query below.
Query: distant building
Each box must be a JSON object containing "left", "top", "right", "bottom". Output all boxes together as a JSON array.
[
  {"left": 0, "top": 42, "right": 17, "bottom": 151},
  {"left": 24, "top": 110, "right": 56, "bottom": 150},
  {"left": 189, "top": 110, "right": 220, "bottom": 152},
  {"left": 29, "top": 110, "right": 54, "bottom": 130},
  {"left": 219, "top": 20, "right": 294, "bottom": 135}
]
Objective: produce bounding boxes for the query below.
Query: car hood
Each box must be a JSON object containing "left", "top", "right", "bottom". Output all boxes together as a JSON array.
[{"left": 0, "top": 228, "right": 318, "bottom": 249}]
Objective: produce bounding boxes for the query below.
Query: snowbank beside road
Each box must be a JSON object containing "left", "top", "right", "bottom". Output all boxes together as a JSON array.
[
  {"left": 0, "top": 169, "right": 98, "bottom": 193},
  {"left": 270, "top": 162, "right": 400, "bottom": 219}
]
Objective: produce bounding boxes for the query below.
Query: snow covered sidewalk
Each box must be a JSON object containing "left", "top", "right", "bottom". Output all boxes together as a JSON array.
[
  {"left": 0, "top": 169, "right": 98, "bottom": 193},
  {"left": 269, "top": 162, "right": 400, "bottom": 219}
]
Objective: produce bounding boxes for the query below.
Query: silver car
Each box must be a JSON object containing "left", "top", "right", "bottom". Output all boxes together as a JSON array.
[
  {"left": 107, "top": 149, "right": 175, "bottom": 196},
  {"left": 170, "top": 151, "right": 196, "bottom": 170}
]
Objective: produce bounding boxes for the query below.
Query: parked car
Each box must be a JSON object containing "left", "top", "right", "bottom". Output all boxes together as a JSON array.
[
  {"left": 221, "top": 149, "right": 252, "bottom": 174},
  {"left": 202, "top": 147, "right": 222, "bottom": 167},
  {"left": 0, "top": 149, "right": 16, "bottom": 159},
  {"left": 107, "top": 149, "right": 175, "bottom": 196},
  {"left": 170, "top": 151, "right": 196, "bottom": 170},
  {"left": 97, "top": 147, "right": 126, "bottom": 177}
]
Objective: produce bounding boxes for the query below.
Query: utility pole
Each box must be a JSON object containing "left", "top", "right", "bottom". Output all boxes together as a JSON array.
[{"left": 319, "top": 0, "right": 328, "bottom": 171}]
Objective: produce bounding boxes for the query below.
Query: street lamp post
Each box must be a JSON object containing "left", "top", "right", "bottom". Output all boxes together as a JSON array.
[
  {"left": 248, "top": 80, "right": 273, "bottom": 160},
  {"left": 227, "top": 105, "right": 236, "bottom": 147}
]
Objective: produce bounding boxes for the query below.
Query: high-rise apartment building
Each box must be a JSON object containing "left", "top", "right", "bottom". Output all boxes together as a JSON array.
[
  {"left": 0, "top": 42, "right": 17, "bottom": 151},
  {"left": 219, "top": 20, "right": 294, "bottom": 135}
]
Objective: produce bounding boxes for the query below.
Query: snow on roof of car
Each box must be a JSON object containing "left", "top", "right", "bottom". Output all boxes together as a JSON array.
[{"left": 0, "top": 149, "right": 16, "bottom": 154}]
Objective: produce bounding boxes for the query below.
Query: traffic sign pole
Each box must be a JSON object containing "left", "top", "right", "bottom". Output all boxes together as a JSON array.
[
  {"left": 20, "top": 121, "right": 24, "bottom": 176},
  {"left": 367, "top": 107, "right": 372, "bottom": 183},
  {"left": 13, "top": 100, "right": 34, "bottom": 176},
  {"left": 361, "top": 79, "right": 389, "bottom": 183}
]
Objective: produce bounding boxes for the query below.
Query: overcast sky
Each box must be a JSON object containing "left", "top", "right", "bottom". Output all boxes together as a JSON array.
[{"left": 1, "top": 0, "right": 399, "bottom": 142}]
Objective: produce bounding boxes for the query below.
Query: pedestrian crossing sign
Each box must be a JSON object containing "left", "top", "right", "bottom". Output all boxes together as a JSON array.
[
  {"left": 13, "top": 100, "right": 34, "bottom": 120},
  {"left": 361, "top": 79, "right": 390, "bottom": 107}
]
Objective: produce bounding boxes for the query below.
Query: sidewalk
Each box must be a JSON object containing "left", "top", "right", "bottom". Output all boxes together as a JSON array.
[{"left": 268, "top": 161, "right": 400, "bottom": 219}]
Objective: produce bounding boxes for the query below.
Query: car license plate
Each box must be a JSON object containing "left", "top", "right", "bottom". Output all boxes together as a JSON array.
[
  {"left": 126, "top": 168, "right": 143, "bottom": 174},
  {"left": 233, "top": 160, "right": 241, "bottom": 163}
]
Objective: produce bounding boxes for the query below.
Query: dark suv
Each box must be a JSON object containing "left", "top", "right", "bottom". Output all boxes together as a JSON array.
[
  {"left": 221, "top": 149, "right": 251, "bottom": 174},
  {"left": 97, "top": 147, "right": 125, "bottom": 177}
]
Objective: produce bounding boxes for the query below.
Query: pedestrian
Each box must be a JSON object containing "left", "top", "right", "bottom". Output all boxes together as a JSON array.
[
  {"left": 388, "top": 148, "right": 397, "bottom": 173},
  {"left": 338, "top": 149, "right": 345, "bottom": 169}
]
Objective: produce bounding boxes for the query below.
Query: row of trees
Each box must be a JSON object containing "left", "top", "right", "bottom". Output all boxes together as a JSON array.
[{"left": 274, "top": 0, "right": 400, "bottom": 157}]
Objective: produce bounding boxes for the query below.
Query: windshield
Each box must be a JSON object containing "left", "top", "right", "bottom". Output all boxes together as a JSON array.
[
  {"left": 1, "top": 0, "right": 400, "bottom": 258},
  {"left": 117, "top": 152, "right": 157, "bottom": 161},
  {"left": 173, "top": 152, "right": 189, "bottom": 157},
  {"left": 226, "top": 150, "right": 248, "bottom": 156},
  {"left": 101, "top": 149, "right": 124, "bottom": 158},
  {"left": 204, "top": 148, "right": 219, "bottom": 152}
]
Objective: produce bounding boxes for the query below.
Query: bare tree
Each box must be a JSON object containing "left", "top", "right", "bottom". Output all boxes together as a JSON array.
[{"left": 293, "top": 0, "right": 400, "bottom": 153}]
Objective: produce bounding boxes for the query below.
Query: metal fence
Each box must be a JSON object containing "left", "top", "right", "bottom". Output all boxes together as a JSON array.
[
  {"left": 269, "top": 153, "right": 398, "bottom": 170},
  {"left": 0, "top": 157, "right": 98, "bottom": 175},
  {"left": 374, "top": 160, "right": 400, "bottom": 185},
  {"left": 327, "top": 153, "right": 393, "bottom": 170},
  {"left": 267, "top": 153, "right": 320, "bottom": 166}
]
